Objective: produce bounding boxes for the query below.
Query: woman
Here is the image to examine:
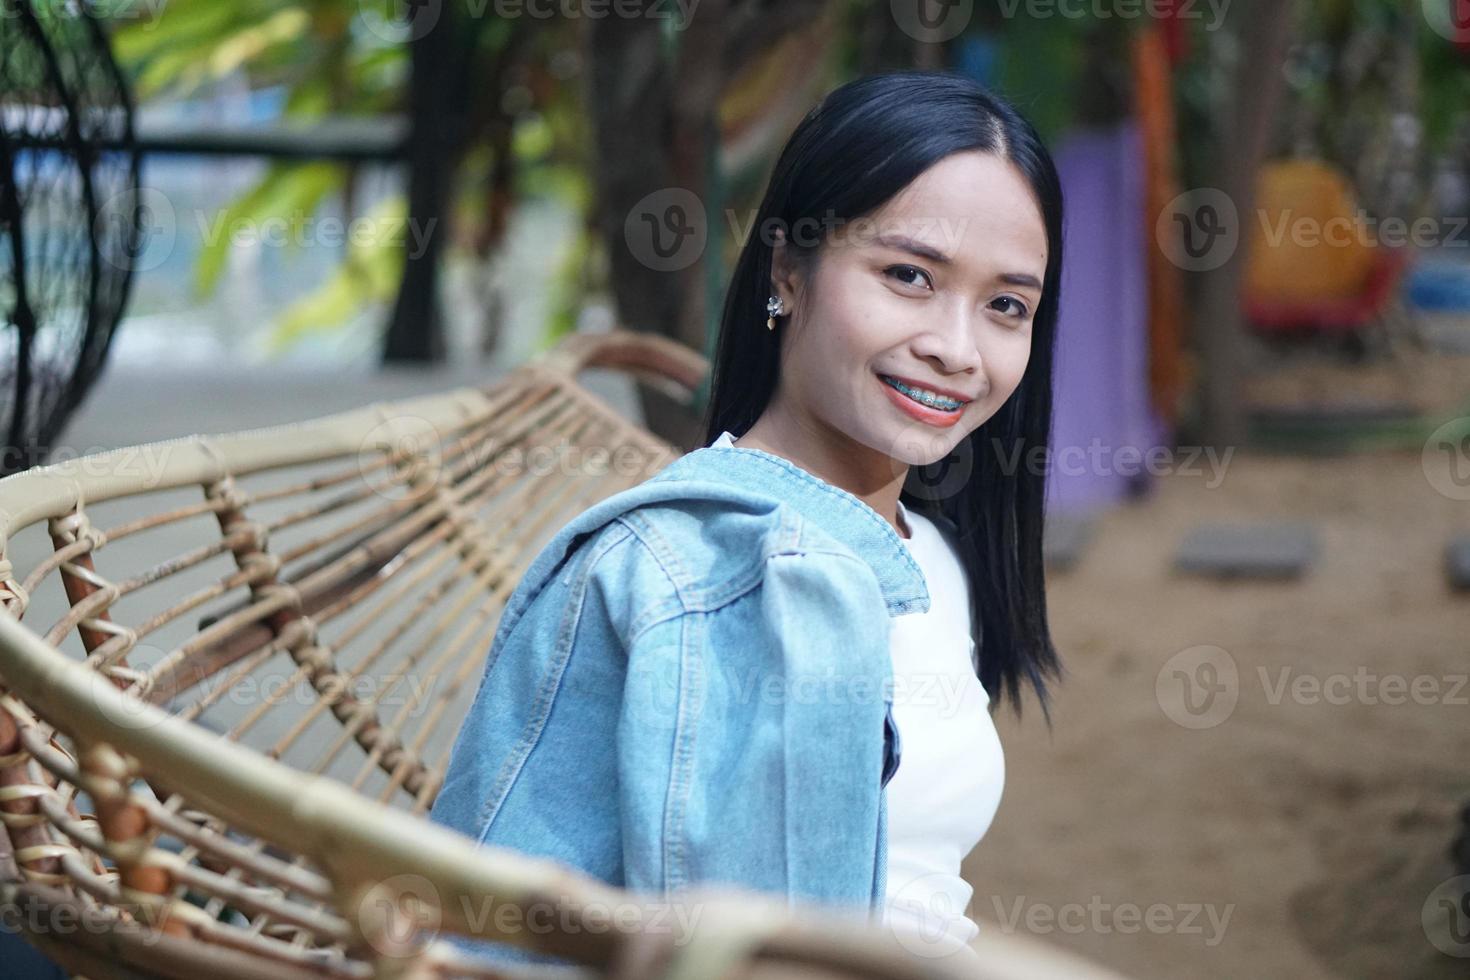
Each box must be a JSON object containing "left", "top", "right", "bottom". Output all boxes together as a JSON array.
[{"left": 430, "top": 67, "right": 1065, "bottom": 969}]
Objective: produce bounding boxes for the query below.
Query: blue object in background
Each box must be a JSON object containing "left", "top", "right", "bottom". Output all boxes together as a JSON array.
[
  {"left": 0, "top": 931, "right": 67, "bottom": 980},
  {"left": 1406, "top": 257, "right": 1470, "bottom": 312},
  {"left": 955, "top": 33, "right": 1000, "bottom": 88}
]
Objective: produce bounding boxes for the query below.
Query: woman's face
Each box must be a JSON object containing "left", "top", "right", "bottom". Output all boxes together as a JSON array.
[{"left": 771, "top": 150, "right": 1049, "bottom": 470}]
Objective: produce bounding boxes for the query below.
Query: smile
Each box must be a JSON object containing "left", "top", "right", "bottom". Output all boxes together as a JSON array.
[{"left": 878, "top": 374, "right": 965, "bottom": 412}]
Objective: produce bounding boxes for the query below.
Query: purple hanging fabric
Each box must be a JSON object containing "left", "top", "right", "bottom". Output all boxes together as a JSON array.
[{"left": 1045, "top": 119, "right": 1172, "bottom": 515}]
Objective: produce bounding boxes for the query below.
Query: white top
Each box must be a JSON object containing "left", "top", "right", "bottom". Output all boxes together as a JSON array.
[{"left": 709, "top": 431, "right": 1004, "bottom": 961}]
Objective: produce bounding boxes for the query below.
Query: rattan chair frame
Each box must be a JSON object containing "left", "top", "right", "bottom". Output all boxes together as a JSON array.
[{"left": 0, "top": 329, "right": 1129, "bottom": 980}]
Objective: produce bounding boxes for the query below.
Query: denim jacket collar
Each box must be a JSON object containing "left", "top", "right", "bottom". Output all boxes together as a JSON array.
[{"left": 647, "top": 442, "right": 931, "bottom": 617}]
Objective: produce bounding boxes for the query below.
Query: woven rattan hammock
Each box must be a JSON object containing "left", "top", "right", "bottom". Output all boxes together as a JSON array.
[{"left": 0, "top": 329, "right": 1130, "bottom": 979}]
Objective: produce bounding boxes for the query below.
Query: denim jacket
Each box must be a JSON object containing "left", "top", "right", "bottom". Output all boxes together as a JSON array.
[{"left": 429, "top": 441, "right": 931, "bottom": 966}]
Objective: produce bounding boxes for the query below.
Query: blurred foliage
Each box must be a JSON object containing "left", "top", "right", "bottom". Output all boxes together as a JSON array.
[
  {"left": 105, "top": 0, "right": 1470, "bottom": 353},
  {"left": 110, "top": 0, "right": 586, "bottom": 352},
  {"left": 264, "top": 193, "right": 408, "bottom": 353},
  {"left": 194, "top": 160, "right": 341, "bottom": 297},
  {"left": 503, "top": 67, "right": 596, "bottom": 352},
  {"left": 113, "top": 0, "right": 403, "bottom": 110},
  {"left": 991, "top": 14, "right": 1100, "bottom": 144},
  {"left": 1300, "top": 0, "right": 1470, "bottom": 153},
  {"left": 113, "top": 0, "right": 407, "bottom": 340},
  {"left": 1284, "top": 0, "right": 1470, "bottom": 201}
]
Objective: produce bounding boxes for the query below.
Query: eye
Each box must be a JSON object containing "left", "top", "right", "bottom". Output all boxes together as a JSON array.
[
  {"left": 992, "top": 296, "right": 1031, "bottom": 319},
  {"left": 884, "top": 264, "right": 933, "bottom": 291}
]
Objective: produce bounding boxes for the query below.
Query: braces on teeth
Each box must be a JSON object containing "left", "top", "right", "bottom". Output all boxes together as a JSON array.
[{"left": 882, "top": 375, "right": 963, "bottom": 411}]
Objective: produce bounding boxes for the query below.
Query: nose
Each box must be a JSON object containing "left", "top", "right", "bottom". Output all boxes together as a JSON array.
[{"left": 909, "top": 303, "right": 982, "bottom": 379}]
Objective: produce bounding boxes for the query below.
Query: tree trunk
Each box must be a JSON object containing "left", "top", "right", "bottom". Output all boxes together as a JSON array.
[
  {"left": 583, "top": 1, "right": 827, "bottom": 450},
  {"left": 584, "top": 2, "right": 715, "bottom": 450},
  {"left": 382, "top": 5, "right": 473, "bottom": 364},
  {"left": 1193, "top": 0, "right": 1295, "bottom": 447}
]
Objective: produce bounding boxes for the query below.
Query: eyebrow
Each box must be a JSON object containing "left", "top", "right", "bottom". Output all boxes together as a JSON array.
[{"left": 873, "top": 233, "right": 1043, "bottom": 292}]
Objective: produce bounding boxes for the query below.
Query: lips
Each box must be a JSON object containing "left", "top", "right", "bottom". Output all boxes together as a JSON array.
[
  {"left": 878, "top": 373, "right": 974, "bottom": 404},
  {"left": 877, "top": 373, "right": 966, "bottom": 429}
]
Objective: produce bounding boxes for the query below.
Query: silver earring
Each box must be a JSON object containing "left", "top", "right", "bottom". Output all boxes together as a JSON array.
[{"left": 766, "top": 295, "right": 784, "bottom": 331}]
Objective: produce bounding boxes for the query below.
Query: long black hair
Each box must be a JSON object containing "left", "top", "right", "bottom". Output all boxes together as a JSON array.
[{"left": 701, "top": 68, "right": 1066, "bottom": 722}]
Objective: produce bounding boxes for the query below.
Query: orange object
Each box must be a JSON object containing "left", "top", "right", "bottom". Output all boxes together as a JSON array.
[
  {"left": 1131, "top": 24, "right": 1189, "bottom": 428},
  {"left": 1245, "top": 159, "right": 1379, "bottom": 305}
]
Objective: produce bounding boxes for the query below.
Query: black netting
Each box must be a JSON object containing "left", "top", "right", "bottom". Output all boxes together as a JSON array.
[{"left": 1, "top": 0, "right": 139, "bottom": 476}]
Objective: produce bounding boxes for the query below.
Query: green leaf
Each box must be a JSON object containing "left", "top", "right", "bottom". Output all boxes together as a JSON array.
[
  {"left": 194, "top": 162, "right": 344, "bottom": 299},
  {"left": 111, "top": 1, "right": 237, "bottom": 65},
  {"left": 265, "top": 268, "right": 365, "bottom": 355},
  {"left": 539, "top": 224, "right": 595, "bottom": 354},
  {"left": 264, "top": 195, "right": 409, "bottom": 354},
  {"left": 206, "top": 8, "right": 311, "bottom": 80}
]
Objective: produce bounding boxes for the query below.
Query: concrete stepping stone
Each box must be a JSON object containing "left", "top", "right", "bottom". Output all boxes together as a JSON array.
[
  {"left": 1447, "top": 534, "right": 1470, "bottom": 592},
  {"left": 1173, "top": 521, "right": 1318, "bottom": 580},
  {"left": 1418, "top": 312, "right": 1470, "bottom": 355},
  {"left": 1044, "top": 512, "right": 1095, "bottom": 573}
]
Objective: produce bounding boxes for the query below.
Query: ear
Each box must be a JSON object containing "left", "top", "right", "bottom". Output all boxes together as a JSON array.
[{"left": 769, "top": 227, "right": 803, "bottom": 312}]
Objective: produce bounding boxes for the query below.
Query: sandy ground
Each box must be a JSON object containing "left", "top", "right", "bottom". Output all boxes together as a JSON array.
[{"left": 963, "top": 345, "right": 1470, "bottom": 979}]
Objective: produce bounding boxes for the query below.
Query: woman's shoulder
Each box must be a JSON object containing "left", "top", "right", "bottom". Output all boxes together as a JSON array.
[
  {"left": 537, "top": 494, "right": 889, "bottom": 677},
  {"left": 610, "top": 490, "right": 870, "bottom": 611},
  {"left": 553, "top": 439, "right": 903, "bottom": 619}
]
